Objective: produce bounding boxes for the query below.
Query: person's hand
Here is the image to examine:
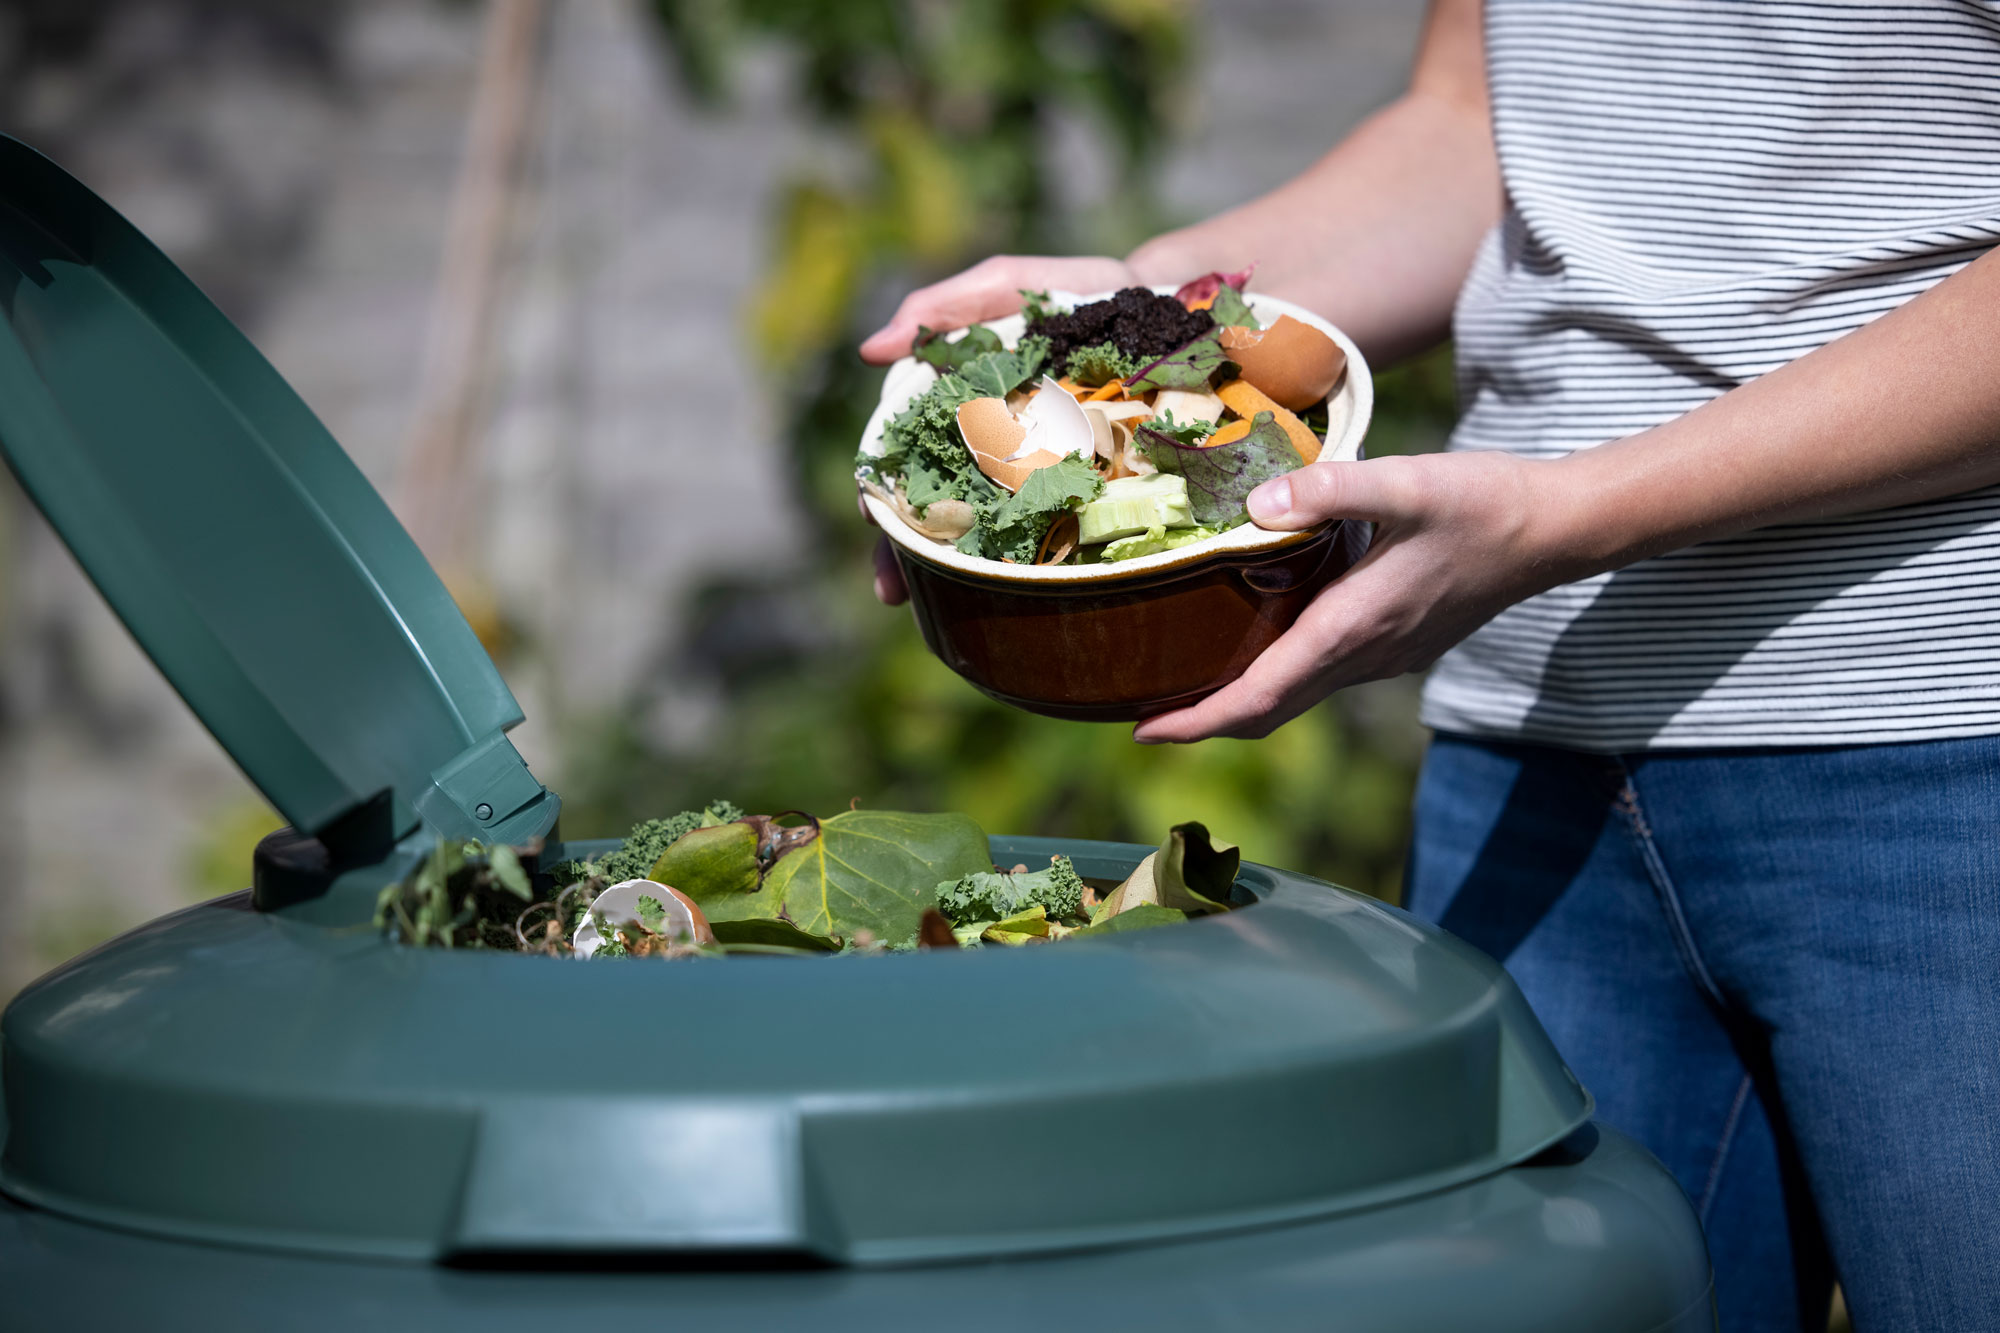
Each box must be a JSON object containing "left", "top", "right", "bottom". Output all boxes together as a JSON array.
[
  {"left": 1132, "top": 449, "right": 1577, "bottom": 742},
  {"left": 859, "top": 254, "right": 1139, "bottom": 365}
]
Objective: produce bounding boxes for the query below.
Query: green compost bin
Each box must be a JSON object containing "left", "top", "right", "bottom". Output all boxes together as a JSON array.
[{"left": 0, "top": 136, "right": 1714, "bottom": 1332}]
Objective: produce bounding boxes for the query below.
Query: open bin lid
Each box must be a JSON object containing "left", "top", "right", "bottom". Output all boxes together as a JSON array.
[{"left": 0, "top": 136, "right": 556, "bottom": 853}]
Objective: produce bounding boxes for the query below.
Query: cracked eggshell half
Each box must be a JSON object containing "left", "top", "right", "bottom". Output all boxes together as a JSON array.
[
  {"left": 1218, "top": 316, "right": 1347, "bottom": 412},
  {"left": 572, "top": 878, "right": 715, "bottom": 958},
  {"left": 957, "top": 376, "right": 1093, "bottom": 492}
]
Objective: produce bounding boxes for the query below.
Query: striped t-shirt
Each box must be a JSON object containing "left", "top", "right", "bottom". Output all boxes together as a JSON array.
[{"left": 1421, "top": 0, "right": 2000, "bottom": 750}]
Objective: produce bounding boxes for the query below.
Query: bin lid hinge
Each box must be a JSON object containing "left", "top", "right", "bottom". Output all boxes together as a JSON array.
[{"left": 412, "top": 731, "right": 561, "bottom": 847}]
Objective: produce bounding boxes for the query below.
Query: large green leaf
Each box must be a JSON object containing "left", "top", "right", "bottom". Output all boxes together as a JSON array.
[{"left": 767, "top": 809, "right": 992, "bottom": 943}]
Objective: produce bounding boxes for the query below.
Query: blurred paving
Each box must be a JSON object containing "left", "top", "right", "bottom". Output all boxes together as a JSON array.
[{"left": 0, "top": 0, "right": 1426, "bottom": 1000}]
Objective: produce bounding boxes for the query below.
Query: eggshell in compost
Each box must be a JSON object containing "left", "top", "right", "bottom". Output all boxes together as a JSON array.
[
  {"left": 572, "top": 879, "right": 715, "bottom": 958},
  {"left": 1218, "top": 316, "right": 1346, "bottom": 412}
]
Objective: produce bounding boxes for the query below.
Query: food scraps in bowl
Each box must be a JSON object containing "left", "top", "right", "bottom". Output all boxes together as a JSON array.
[
  {"left": 855, "top": 271, "right": 1348, "bottom": 569},
  {"left": 373, "top": 800, "right": 1244, "bottom": 958}
]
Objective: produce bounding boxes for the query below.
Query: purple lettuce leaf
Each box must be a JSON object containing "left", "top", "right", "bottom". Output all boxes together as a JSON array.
[
  {"left": 1133, "top": 411, "right": 1303, "bottom": 527},
  {"left": 1126, "top": 329, "right": 1227, "bottom": 393}
]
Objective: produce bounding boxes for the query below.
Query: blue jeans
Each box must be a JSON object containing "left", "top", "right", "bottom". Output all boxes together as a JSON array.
[{"left": 1405, "top": 733, "right": 2000, "bottom": 1333}]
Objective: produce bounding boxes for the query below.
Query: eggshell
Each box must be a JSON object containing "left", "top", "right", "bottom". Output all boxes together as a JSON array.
[
  {"left": 1150, "top": 387, "right": 1224, "bottom": 427},
  {"left": 1008, "top": 376, "right": 1094, "bottom": 462},
  {"left": 1081, "top": 399, "right": 1154, "bottom": 467},
  {"left": 959, "top": 385, "right": 1091, "bottom": 492},
  {"left": 1218, "top": 316, "right": 1346, "bottom": 411},
  {"left": 981, "top": 449, "right": 1067, "bottom": 492},
  {"left": 572, "top": 879, "right": 715, "bottom": 958}
]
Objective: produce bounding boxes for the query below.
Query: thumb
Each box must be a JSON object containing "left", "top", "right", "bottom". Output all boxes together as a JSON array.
[{"left": 1246, "top": 458, "right": 1416, "bottom": 531}]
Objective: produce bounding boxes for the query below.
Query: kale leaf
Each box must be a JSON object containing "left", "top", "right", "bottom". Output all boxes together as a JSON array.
[
  {"left": 958, "top": 453, "right": 1103, "bottom": 563},
  {"left": 1064, "top": 340, "right": 1139, "bottom": 387},
  {"left": 937, "top": 855, "right": 1086, "bottom": 926},
  {"left": 1148, "top": 408, "right": 1215, "bottom": 448},
  {"left": 591, "top": 800, "right": 746, "bottom": 885}
]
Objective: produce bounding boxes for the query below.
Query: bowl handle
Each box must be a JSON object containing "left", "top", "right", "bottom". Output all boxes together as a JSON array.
[{"left": 1239, "top": 521, "right": 1362, "bottom": 593}]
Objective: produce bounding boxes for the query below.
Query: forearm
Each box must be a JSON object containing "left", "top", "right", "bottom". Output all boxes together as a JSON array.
[
  {"left": 1541, "top": 248, "right": 2000, "bottom": 581},
  {"left": 1126, "top": 2, "right": 1499, "bottom": 364}
]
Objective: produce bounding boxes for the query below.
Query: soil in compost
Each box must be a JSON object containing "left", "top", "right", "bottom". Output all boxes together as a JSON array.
[{"left": 1028, "top": 287, "right": 1215, "bottom": 369}]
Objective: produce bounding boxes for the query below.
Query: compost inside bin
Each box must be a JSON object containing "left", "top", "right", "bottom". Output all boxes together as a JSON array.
[{"left": 375, "top": 799, "right": 1249, "bottom": 958}]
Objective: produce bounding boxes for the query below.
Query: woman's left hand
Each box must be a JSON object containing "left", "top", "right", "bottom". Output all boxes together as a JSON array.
[{"left": 1132, "top": 449, "right": 1576, "bottom": 743}]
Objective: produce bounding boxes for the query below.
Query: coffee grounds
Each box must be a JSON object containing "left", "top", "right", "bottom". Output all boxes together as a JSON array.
[{"left": 1028, "top": 287, "right": 1215, "bottom": 372}]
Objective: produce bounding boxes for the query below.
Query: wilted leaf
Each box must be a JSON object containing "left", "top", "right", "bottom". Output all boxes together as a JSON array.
[
  {"left": 766, "top": 809, "right": 992, "bottom": 943},
  {"left": 918, "top": 908, "right": 960, "bottom": 949},
  {"left": 1094, "top": 822, "right": 1240, "bottom": 923},
  {"left": 1160, "top": 821, "right": 1241, "bottom": 905},
  {"left": 649, "top": 821, "right": 767, "bottom": 919},
  {"left": 982, "top": 903, "right": 1051, "bottom": 945}
]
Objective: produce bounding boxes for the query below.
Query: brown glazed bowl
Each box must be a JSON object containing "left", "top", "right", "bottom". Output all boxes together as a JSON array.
[{"left": 860, "top": 289, "right": 1373, "bottom": 722}]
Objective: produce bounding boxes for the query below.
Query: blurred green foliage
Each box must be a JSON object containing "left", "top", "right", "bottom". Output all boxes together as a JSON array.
[{"left": 565, "top": 0, "right": 1456, "bottom": 900}]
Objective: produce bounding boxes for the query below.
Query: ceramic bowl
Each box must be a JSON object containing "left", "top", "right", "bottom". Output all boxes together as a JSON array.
[{"left": 858, "top": 289, "right": 1374, "bottom": 721}]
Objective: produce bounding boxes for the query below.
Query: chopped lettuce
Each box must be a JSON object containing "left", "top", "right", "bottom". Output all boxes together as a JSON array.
[
  {"left": 1134, "top": 410, "right": 1304, "bottom": 527},
  {"left": 1099, "top": 524, "right": 1225, "bottom": 563},
  {"left": 1064, "top": 340, "right": 1139, "bottom": 387}
]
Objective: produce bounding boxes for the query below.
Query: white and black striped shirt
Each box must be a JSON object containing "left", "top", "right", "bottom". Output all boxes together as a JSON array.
[{"left": 1422, "top": 0, "right": 2000, "bottom": 749}]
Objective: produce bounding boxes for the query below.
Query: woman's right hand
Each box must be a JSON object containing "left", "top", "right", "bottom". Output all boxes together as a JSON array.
[
  {"left": 857, "top": 254, "right": 1139, "bottom": 365},
  {"left": 859, "top": 253, "right": 1144, "bottom": 605}
]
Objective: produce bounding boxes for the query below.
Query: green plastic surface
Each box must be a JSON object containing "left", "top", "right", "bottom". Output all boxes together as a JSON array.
[
  {"left": 0, "top": 136, "right": 555, "bottom": 850},
  {"left": 0, "top": 1126, "right": 1715, "bottom": 1333},
  {"left": 1, "top": 838, "right": 1594, "bottom": 1267}
]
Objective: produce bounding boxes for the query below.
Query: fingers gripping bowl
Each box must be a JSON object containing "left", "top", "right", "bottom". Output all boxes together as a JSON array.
[{"left": 858, "top": 286, "right": 1374, "bottom": 721}]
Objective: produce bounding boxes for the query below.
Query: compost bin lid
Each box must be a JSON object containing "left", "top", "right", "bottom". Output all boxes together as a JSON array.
[{"left": 0, "top": 136, "right": 556, "bottom": 852}]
